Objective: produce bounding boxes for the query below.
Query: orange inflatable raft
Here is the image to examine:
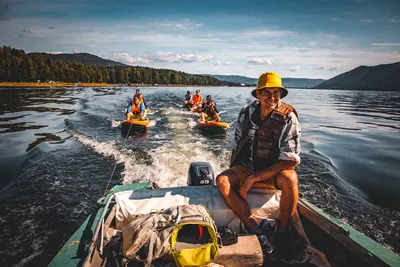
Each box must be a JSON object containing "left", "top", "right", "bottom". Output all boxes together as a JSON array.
[
  {"left": 197, "top": 120, "right": 229, "bottom": 129},
  {"left": 121, "top": 119, "right": 150, "bottom": 127}
]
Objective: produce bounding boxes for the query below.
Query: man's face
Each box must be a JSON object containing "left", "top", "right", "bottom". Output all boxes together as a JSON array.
[
  {"left": 257, "top": 88, "right": 282, "bottom": 109},
  {"left": 196, "top": 91, "right": 200, "bottom": 95}
]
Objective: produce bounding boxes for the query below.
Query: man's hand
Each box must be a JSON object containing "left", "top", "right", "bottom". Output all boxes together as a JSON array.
[{"left": 239, "top": 176, "right": 257, "bottom": 200}]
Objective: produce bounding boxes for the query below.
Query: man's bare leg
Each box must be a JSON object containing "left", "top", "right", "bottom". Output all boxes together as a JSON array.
[
  {"left": 216, "top": 170, "right": 258, "bottom": 230},
  {"left": 275, "top": 170, "right": 299, "bottom": 229}
]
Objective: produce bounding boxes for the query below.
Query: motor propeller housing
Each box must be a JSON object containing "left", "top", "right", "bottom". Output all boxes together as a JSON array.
[{"left": 187, "top": 162, "right": 215, "bottom": 186}]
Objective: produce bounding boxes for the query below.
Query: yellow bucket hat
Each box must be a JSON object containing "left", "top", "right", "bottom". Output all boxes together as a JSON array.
[{"left": 251, "top": 72, "right": 288, "bottom": 98}]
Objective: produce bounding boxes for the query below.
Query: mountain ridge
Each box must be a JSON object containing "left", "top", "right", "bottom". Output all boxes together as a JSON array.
[
  {"left": 203, "top": 74, "right": 325, "bottom": 88},
  {"left": 314, "top": 62, "right": 400, "bottom": 91}
]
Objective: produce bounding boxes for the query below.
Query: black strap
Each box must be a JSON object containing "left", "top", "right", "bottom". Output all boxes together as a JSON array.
[{"left": 230, "top": 105, "right": 252, "bottom": 166}]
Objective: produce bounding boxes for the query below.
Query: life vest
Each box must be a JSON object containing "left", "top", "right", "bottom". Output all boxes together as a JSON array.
[
  {"left": 231, "top": 102, "right": 297, "bottom": 171},
  {"left": 192, "top": 95, "right": 203, "bottom": 105},
  {"left": 203, "top": 102, "right": 217, "bottom": 116},
  {"left": 130, "top": 102, "right": 141, "bottom": 114}
]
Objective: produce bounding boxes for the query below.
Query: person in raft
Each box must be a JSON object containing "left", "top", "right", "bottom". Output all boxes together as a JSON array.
[
  {"left": 135, "top": 89, "right": 148, "bottom": 109},
  {"left": 184, "top": 90, "right": 192, "bottom": 105},
  {"left": 126, "top": 95, "right": 147, "bottom": 121},
  {"left": 189, "top": 89, "right": 203, "bottom": 111},
  {"left": 200, "top": 95, "right": 220, "bottom": 122},
  {"left": 216, "top": 72, "right": 301, "bottom": 254}
]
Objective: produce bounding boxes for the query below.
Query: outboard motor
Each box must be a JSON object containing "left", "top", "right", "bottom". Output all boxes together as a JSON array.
[{"left": 187, "top": 162, "right": 215, "bottom": 186}]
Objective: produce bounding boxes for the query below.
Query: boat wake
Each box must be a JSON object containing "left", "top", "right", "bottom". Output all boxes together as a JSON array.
[{"left": 73, "top": 132, "right": 228, "bottom": 188}]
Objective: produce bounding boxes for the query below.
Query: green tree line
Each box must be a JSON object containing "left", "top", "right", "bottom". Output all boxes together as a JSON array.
[{"left": 0, "top": 46, "right": 223, "bottom": 85}]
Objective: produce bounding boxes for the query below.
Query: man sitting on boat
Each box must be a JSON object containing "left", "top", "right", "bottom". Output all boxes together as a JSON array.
[
  {"left": 135, "top": 89, "right": 148, "bottom": 109},
  {"left": 200, "top": 95, "right": 221, "bottom": 122},
  {"left": 126, "top": 95, "right": 147, "bottom": 121},
  {"left": 216, "top": 72, "right": 301, "bottom": 253},
  {"left": 184, "top": 90, "right": 192, "bottom": 105},
  {"left": 190, "top": 89, "right": 203, "bottom": 111}
]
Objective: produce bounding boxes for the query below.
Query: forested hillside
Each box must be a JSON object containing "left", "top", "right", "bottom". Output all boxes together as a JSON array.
[
  {"left": 29, "top": 52, "right": 128, "bottom": 67},
  {"left": 314, "top": 62, "right": 400, "bottom": 91},
  {"left": 0, "top": 46, "right": 223, "bottom": 85}
]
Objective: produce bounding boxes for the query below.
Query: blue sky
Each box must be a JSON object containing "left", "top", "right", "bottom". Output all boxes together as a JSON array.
[{"left": 0, "top": 0, "right": 399, "bottom": 79}]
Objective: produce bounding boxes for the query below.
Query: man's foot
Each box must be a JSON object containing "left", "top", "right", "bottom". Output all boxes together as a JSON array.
[
  {"left": 257, "top": 234, "right": 274, "bottom": 255},
  {"left": 251, "top": 218, "right": 277, "bottom": 255},
  {"left": 259, "top": 218, "right": 277, "bottom": 236},
  {"left": 274, "top": 225, "right": 292, "bottom": 260}
]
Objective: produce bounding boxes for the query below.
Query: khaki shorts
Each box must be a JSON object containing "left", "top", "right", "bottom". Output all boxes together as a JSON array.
[{"left": 229, "top": 165, "right": 277, "bottom": 190}]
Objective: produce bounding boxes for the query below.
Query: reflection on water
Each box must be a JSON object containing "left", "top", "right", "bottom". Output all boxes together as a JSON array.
[
  {"left": 0, "top": 88, "right": 79, "bottom": 152},
  {"left": 0, "top": 87, "right": 399, "bottom": 266},
  {"left": 0, "top": 121, "right": 48, "bottom": 133},
  {"left": 27, "top": 131, "right": 73, "bottom": 152}
]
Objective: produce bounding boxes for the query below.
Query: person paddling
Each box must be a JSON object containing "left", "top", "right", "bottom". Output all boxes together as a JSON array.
[
  {"left": 126, "top": 96, "right": 147, "bottom": 121},
  {"left": 135, "top": 89, "right": 148, "bottom": 109},
  {"left": 200, "top": 95, "right": 221, "bottom": 122},
  {"left": 184, "top": 90, "right": 192, "bottom": 105},
  {"left": 190, "top": 89, "right": 203, "bottom": 111}
]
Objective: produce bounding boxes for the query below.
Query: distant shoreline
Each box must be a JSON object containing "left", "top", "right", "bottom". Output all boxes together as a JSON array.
[{"left": 0, "top": 82, "right": 222, "bottom": 88}]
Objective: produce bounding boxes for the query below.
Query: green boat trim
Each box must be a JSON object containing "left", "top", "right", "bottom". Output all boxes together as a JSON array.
[{"left": 298, "top": 198, "right": 400, "bottom": 267}]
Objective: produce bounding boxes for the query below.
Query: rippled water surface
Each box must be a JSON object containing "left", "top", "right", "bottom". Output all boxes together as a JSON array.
[{"left": 0, "top": 86, "right": 399, "bottom": 266}]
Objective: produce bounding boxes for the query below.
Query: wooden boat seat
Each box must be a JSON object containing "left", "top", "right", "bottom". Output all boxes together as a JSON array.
[
  {"left": 212, "top": 234, "right": 264, "bottom": 267},
  {"left": 174, "top": 234, "right": 263, "bottom": 267}
]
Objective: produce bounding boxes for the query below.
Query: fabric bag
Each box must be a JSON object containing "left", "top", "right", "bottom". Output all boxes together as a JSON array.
[{"left": 120, "top": 204, "right": 220, "bottom": 267}]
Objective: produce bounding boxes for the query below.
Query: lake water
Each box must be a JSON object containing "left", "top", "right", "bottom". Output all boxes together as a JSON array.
[{"left": 0, "top": 86, "right": 399, "bottom": 266}]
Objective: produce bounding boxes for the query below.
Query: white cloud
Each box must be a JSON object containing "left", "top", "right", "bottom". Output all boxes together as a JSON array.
[
  {"left": 289, "top": 66, "right": 301, "bottom": 71},
  {"left": 110, "top": 51, "right": 213, "bottom": 64},
  {"left": 370, "top": 43, "right": 400, "bottom": 47},
  {"left": 242, "top": 29, "right": 297, "bottom": 38},
  {"left": 345, "top": 12, "right": 360, "bottom": 15},
  {"left": 155, "top": 19, "right": 204, "bottom": 30},
  {"left": 315, "top": 65, "right": 340, "bottom": 71},
  {"left": 46, "top": 51, "right": 65, "bottom": 54},
  {"left": 247, "top": 58, "right": 272, "bottom": 65},
  {"left": 360, "top": 19, "right": 374, "bottom": 23},
  {"left": 214, "top": 61, "right": 233, "bottom": 66},
  {"left": 389, "top": 17, "right": 400, "bottom": 23}
]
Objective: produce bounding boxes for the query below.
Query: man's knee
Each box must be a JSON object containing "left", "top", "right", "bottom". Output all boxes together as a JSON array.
[
  {"left": 216, "top": 174, "right": 230, "bottom": 196},
  {"left": 277, "top": 170, "right": 298, "bottom": 190}
]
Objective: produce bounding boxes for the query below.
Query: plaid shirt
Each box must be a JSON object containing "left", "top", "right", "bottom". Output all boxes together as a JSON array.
[{"left": 231, "top": 100, "right": 301, "bottom": 165}]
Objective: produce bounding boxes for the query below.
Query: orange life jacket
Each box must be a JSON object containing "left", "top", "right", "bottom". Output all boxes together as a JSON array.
[
  {"left": 130, "top": 102, "right": 141, "bottom": 114},
  {"left": 192, "top": 95, "right": 203, "bottom": 105}
]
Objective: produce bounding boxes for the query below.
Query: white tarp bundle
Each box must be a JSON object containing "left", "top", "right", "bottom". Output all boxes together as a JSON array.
[
  {"left": 113, "top": 186, "right": 281, "bottom": 232},
  {"left": 114, "top": 190, "right": 190, "bottom": 228}
]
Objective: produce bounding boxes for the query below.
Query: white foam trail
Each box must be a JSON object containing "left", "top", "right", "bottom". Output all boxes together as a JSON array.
[
  {"left": 123, "top": 140, "right": 225, "bottom": 188},
  {"left": 111, "top": 120, "right": 121, "bottom": 127},
  {"left": 73, "top": 129, "right": 228, "bottom": 188},
  {"left": 147, "top": 120, "right": 157, "bottom": 127}
]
